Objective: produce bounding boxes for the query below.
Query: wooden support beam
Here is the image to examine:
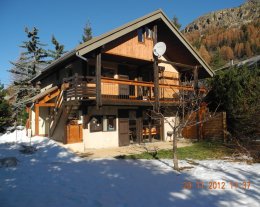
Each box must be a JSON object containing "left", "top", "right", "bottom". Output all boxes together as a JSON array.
[
  {"left": 193, "top": 66, "right": 200, "bottom": 141},
  {"left": 37, "top": 103, "right": 55, "bottom": 107},
  {"left": 136, "top": 118, "right": 143, "bottom": 144},
  {"left": 160, "top": 117, "right": 164, "bottom": 141},
  {"left": 158, "top": 59, "right": 201, "bottom": 70},
  {"left": 153, "top": 24, "right": 159, "bottom": 112},
  {"left": 39, "top": 89, "right": 60, "bottom": 104},
  {"left": 193, "top": 66, "right": 199, "bottom": 95},
  {"left": 35, "top": 104, "right": 39, "bottom": 136},
  {"left": 96, "top": 50, "right": 102, "bottom": 109},
  {"left": 148, "top": 121, "right": 152, "bottom": 142},
  {"left": 26, "top": 106, "right": 31, "bottom": 130}
]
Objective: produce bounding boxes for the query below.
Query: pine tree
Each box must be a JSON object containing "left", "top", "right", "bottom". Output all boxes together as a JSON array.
[
  {"left": 21, "top": 27, "right": 48, "bottom": 75},
  {"left": 80, "top": 21, "right": 92, "bottom": 43},
  {"left": 0, "top": 83, "right": 12, "bottom": 132},
  {"left": 9, "top": 27, "right": 48, "bottom": 106},
  {"left": 48, "top": 35, "right": 66, "bottom": 61},
  {"left": 211, "top": 50, "right": 224, "bottom": 69},
  {"left": 199, "top": 45, "right": 211, "bottom": 63},
  {"left": 171, "top": 15, "right": 181, "bottom": 29}
]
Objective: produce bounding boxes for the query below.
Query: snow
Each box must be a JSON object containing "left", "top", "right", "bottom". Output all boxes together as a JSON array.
[{"left": 0, "top": 130, "right": 260, "bottom": 207}]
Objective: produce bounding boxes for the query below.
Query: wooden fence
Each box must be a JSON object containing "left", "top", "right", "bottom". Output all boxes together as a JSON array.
[{"left": 182, "top": 107, "right": 227, "bottom": 141}]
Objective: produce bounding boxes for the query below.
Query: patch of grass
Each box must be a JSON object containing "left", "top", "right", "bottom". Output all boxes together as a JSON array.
[{"left": 125, "top": 141, "right": 234, "bottom": 160}]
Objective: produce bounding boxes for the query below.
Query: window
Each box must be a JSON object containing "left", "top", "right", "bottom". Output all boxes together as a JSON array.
[
  {"left": 145, "top": 27, "right": 152, "bottom": 39},
  {"left": 90, "top": 116, "right": 103, "bottom": 132},
  {"left": 106, "top": 116, "right": 116, "bottom": 131},
  {"left": 90, "top": 115, "right": 116, "bottom": 132},
  {"left": 101, "top": 67, "right": 115, "bottom": 78},
  {"left": 137, "top": 28, "right": 144, "bottom": 43},
  {"left": 88, "top": 65, "right": 96, "bottom": 76}
]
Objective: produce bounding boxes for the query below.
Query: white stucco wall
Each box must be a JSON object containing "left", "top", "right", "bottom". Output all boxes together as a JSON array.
[
  {"left": 163, "top": 115, "right": 178, "bottom": 142},
  {"left": 159, "top": 56, "right": 178, "bottom": 73},
  {"left": 31, "top": 108, "right": 35, "bottom": 136},
  {"left": 83, "top": 106, "right": 119, "bottom": 149},
  {"left": 30, "top": 106, "right": 49, "bottom": 136},
  {"left": 39, "top": 107, "right": 49, "bottom": 136}
]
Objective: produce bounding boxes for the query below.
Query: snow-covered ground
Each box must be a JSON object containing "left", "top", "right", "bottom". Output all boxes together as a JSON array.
[{"left": 0, "top": 130, "right": 259, "bottom": 207}]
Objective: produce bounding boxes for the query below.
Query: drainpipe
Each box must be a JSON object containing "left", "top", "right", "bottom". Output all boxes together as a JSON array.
[{"left": 76, "top": 52, "right": 88, "bottom": 62}]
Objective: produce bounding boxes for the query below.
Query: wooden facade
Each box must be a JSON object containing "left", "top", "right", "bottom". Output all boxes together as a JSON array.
[{"left": 104, "top": 30, "right": 154, "bottom": 61}]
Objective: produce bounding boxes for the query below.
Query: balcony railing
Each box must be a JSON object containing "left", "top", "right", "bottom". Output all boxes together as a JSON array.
[
  {"left": 63, "top": 74, "right": 96, "bottom": 101},
  {"left": 101, "top": 77, "right": 198, "bottom": 102},
  {"left": 62, "top": 74, "right": 204, "bottom": 103}
]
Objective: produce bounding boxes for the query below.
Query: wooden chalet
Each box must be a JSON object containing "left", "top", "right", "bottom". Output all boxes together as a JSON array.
[{"left": 27, "top": 10, "right": 214, "bottom": 148}]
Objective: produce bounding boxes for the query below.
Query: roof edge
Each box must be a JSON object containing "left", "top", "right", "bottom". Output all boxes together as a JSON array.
[{"left": 30, "top": 49, "right": 76, "bottom": 83}]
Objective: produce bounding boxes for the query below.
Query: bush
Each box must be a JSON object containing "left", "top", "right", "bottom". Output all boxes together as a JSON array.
[{"left": 206, "top": 65, "right": 260, "bottom": 140}]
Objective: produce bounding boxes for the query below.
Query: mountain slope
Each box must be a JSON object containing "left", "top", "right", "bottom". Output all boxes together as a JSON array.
[{"left": 183, "top": 0, "right": 260, "bottom": 69}]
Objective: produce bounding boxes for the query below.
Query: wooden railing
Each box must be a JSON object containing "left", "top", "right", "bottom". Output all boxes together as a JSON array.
[
  {"left": 101, "top": 77, "right": 202, "bottom": 102},
  {"left": 61, "top": 74, "right": 205, "bottom": 103},
  {"left": 63, "top": 74, "right": 96, "bottom": 101}
]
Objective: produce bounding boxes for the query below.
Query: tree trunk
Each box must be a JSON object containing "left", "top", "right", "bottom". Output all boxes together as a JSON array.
[{"left": 173, "top": 129, "right": 179, "bottom": 170}]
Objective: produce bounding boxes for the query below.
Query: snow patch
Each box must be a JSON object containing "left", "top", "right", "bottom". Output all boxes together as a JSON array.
[{"left": 0, "top": 130, "right": 259, "bottom": 207}]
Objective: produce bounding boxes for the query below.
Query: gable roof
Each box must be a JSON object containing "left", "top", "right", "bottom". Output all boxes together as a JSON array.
[{"left": 31, "top": 9, "right": 214, "bottom": 83}]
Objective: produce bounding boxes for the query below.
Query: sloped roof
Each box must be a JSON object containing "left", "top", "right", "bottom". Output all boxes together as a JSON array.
[
  {"left": 28, "top": 86, "right": 58, "bottom": 103},
  {"left": 31, "top": 9, "right": 214, "bottom": 83}
]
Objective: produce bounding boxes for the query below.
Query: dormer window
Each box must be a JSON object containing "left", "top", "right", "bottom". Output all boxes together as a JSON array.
[{"left": 137, "top": 28, "right": 144, "bottom": 43}]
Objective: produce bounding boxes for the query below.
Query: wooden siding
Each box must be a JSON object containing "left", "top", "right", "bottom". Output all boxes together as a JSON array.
[
  {"left": 203, "top": 112, "right": 226, "bottom": 141},
  {"left": 104, "top": 31, "right": 154, "bottom": 61},
  {"left": 182, "top": 111, "right": 227, "bottom": 141}
]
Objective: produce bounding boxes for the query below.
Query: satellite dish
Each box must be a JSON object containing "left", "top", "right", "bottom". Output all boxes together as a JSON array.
[{"left": 153, "top": 42, "right": 166, "bottom": 58}]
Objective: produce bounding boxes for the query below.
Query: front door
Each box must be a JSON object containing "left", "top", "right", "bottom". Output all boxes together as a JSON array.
[
  {"left": 66, "top": 120, "right": 83, "bottom": 144},
  {"left": 118, "top": 119, "right": 129, "bottom": 146}
]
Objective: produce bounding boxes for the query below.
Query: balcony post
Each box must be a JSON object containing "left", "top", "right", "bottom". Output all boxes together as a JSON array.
[
  {"left": 153, "top": 24, "right": 159, "bottom": 112},
  {"left": 35, "top": 103, "right": 39, "bottom": 136},
  {"left": 193, "top": 66, "right": 199, "bottom": 96},
  {"left": 96, "top": 50, "right": 102, "bottom": 109},
  {"left": 193, "top": 66, "right": 200, "bottom": 141}
]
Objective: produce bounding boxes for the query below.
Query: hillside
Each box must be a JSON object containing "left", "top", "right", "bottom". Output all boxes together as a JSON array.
[{"left": 183, "top": 0, "right": 260, "bottom": 69}]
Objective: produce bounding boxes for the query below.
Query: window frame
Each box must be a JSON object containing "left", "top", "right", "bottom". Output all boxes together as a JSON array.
[
  {"left": 145, "top": 27, "right": 152, "bottom": 39},
  {"left": 89, "top": 115, "right": 116, "bottom": 133},
  {"left": 89, "top": 116, "right": 103, "bottom": 132},
  {"left": 106, "top": 115, "right": 116, "bottom": 131},
  {"left": 137, "top": 28, "right": 144, "bottom": 43}
]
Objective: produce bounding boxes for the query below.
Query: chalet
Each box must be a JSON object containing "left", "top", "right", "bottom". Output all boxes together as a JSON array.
[{"left": 27, "top": 10, "right": 214, "bottom": 148}]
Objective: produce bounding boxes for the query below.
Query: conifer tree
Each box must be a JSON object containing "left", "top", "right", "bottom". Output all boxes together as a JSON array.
[
  {"left": 48, "top": 35, "right": 66, "bottom": 61},
  {"left": 171, "top": 15, "right": 182, "bottom": 29},
  {"left": 0, "top": 83, "right": 12, "bottom": 132},
  {"left": 207, "top": 65, "right": 260, "bottom": 139},
  {"left": 80, "top": 21, "right": 92, "bottom": 43},
  {"left": 9, "top": 27, "right": 48, "bottom": 106}
]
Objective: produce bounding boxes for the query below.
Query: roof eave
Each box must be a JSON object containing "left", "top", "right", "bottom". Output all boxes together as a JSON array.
[{"left": 30, "top": 49, "right": 76, "bottom": 83}]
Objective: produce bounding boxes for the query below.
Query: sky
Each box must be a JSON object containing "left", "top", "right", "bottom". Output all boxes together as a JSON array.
[{"left": 0, "top": 0, "right": 245, "bottom": 87}]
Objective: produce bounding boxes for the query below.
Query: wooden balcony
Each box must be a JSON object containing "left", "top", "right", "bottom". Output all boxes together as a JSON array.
[{"left": 62, "top": 74, "right": 203, "bottom": 106}]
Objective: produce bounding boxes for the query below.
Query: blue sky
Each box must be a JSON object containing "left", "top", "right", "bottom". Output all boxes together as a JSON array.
[{"left": 0, "top": 0, "right": 244, "bottom": 87}]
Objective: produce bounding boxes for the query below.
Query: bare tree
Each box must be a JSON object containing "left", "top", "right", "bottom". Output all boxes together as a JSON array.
[{"left": 148, "top": 75, "right": 218, "bottom": 171}]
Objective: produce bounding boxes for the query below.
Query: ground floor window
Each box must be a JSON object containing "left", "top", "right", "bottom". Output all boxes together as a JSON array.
[
  {"left": 90, "top": 115, "right": 116, "bottom": 132},
  {"left": 90, "top": 116, "right": 103, "bottom": 132}
]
